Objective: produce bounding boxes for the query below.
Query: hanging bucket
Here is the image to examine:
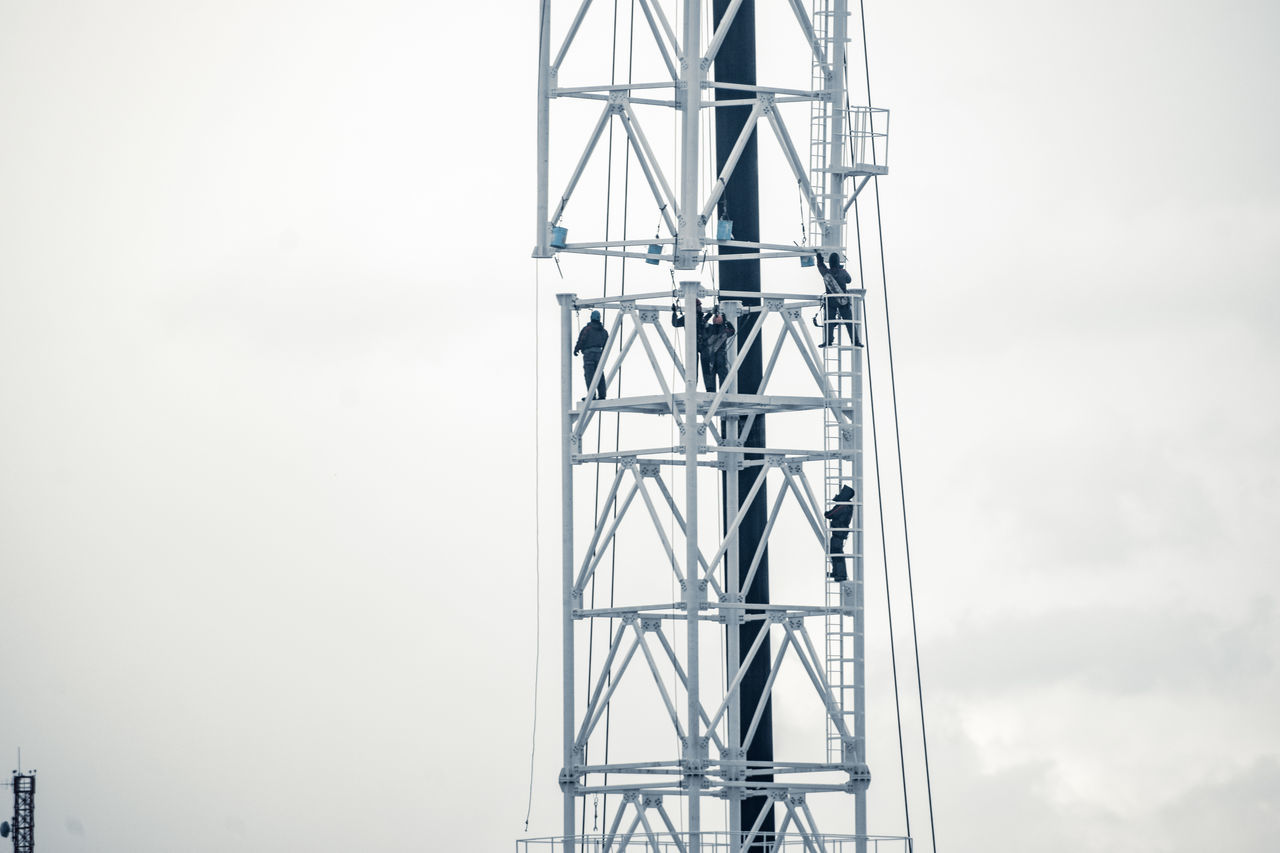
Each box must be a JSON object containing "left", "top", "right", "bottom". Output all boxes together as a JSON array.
[
  {"left": 800, "top": 252, "right": 815, "bottom": 268},
  {"left": 716, "top": 219, "right": 733, "bottom": 241},
  {"left": 646, "top": 243, "right": 662, "bottom": 265},
  {"left": 550, "top": 226, "right": 568, "bottom": 249}
]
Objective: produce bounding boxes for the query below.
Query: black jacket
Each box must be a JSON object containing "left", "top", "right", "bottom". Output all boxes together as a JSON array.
[
  {"left": 824, "top": 485, "right": 855, "bottom": 533},
  {"left": 816, "top": 255, "right": 852, "bottom": 299},
  {"left": 574, "top": 320, "right": 608, "bottom": 355},
  {"left": 673, "top": 309, "right": 735, "bottom": 354},
  {"left": 671, "top": 308, "right": 706, "bottom": 329},
  {"left": 703, "top": 320, "right": 734, "bottom": 355}
]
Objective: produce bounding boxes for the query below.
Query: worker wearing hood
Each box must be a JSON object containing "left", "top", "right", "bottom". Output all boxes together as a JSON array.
[
  {"left": 815, "top": 250, "right": 856, "bottom": 347},
  {"left": 574, "top": 310, "right": 609, "bottom": 400},
  {"left": 823, "top": 484, "right": 856, "bottom": 581},
  {"left": 672, "top": 301, "right": 736, "bottom": 391}
]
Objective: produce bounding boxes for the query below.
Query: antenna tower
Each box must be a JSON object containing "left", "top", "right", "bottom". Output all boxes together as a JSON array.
[
  {"left": 2, "top": 772, "right": 35, "bottom": 853},
  {"left": 527, "top": 0, "right": 902, "bottom": 849}
]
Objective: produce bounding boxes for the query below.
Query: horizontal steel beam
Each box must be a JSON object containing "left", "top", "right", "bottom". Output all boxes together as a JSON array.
[{"left": 573, "top": 602, "right": 860, "bottom": 619}]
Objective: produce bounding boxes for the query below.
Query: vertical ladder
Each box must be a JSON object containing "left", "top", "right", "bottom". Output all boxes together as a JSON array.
[
  {"left": 812, "top": 0, "right": 863, "bottom": 764},
  {"left": 807, "top": 0, "right": 831, "bottom": 249},
  {"left": 822, "top": 304, "right": 862, "bottom": 762}
]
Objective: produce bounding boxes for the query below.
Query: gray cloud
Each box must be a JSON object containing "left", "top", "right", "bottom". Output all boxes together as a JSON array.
[
  {"left": 927, "top": 600, "right": 1278, "bottom": 697},
  {"left": 1155, "top": 756, "right": 1280, "bottom": 852}
]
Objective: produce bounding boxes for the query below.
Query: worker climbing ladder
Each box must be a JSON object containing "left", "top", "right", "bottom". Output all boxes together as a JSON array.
[{"left": 821, "top": 292, "right": 865, "bottom": 763}]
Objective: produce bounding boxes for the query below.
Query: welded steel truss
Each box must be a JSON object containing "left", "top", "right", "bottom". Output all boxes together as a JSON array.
[
  {"left": 544, "top": 284, "right": 883, "bottom": 853},
  {"left": 534, "top": 0, "right": 888, "bottom": 267},
  {"left": 531, "top": 0, "right": 900, "bottom": 849}
]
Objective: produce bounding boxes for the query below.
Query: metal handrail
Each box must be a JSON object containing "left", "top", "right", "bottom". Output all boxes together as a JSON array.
[{"left": 517, "top": 833, "right": 913, "bottom": 852}]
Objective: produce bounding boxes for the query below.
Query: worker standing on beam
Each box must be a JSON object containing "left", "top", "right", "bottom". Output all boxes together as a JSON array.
[
  {"left": 574, "top": 310, "right": 608, "bottom": 399},
  {"left": 672, "top": 301, "right": 735, "bottom": 392},
  {"left": 815, "top": 250, "right": 856, "bottom": 347},
  {"left": 702, "top": 309, "right": 735, "bottom": 392}
]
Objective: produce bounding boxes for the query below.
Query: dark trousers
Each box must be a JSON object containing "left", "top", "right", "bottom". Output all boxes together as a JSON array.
[
  {"left": 582, "top": 349, "right": 606, "bottom": 399},
  {"left": 828, "top": 533, "right": 848, "bottom": 581},
  {"left": 823, "top": 296, "right": 855, "bottom": 345},
  {"left": 700, "top": 348, "right": 729, "bottom": 392}
]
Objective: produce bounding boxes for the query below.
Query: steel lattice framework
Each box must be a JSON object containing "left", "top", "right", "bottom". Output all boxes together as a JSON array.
[
  {"left": 11, "top": 774, "right": 34, "bottom": 853},
  {"left": 528, "top": 0, "right": 893, "bottom": 851},
  {"left": 534, "top": 0, "right": 886, "bottom": 268}
]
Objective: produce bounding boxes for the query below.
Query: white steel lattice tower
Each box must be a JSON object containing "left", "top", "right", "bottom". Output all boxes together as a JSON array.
[{"left": 528, "top": 0, "right": 892, "bottom": 850}]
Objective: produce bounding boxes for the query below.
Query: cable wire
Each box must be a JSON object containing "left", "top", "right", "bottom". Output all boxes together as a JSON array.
[
  {"left": 856, "top": 192, "right": 912, "bottom": 840},
  {"left": 873, "top": 153, "right": 939, "bottom": 853},
  {"left": 523, "top": 260, "right": 544, "bottom": 832},
  {"left": 857, "top": 0, "right": 939, "bottom": 848},
  {"left": 581, "top": 0, "right": 626, "bottom": 834},
  {"left": 602, "top": 0, "right": 637, "bottom": 828}
]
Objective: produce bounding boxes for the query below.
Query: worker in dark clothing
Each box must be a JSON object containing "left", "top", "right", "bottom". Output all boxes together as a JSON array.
[
  {"left": 815, "top": 250, "right": 857, "bottom": 347},
  {"left": 824, "top": 484, "right": 855, "bottom": 581},
  {"left": 700, "top": 310, "right": 735, "bottom": 392},
  {"left": 670, "top": 299, "right": 705, "bottom": 331},
  {"left": 574, "top": 309, "right": 608, "bottom": 399},
  {"left": 671, "top": 299, "right": 706, "bottom": 381},
  {"left": 672, "top": 301, "right": 735, "bottom": 391}
]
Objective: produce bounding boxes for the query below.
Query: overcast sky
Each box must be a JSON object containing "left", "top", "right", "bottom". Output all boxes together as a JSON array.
[{"left": 1, "top": 1, "right": 1277, "bottom": 851}]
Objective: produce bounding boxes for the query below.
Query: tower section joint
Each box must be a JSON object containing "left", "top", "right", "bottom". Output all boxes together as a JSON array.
[
  {"left": 720, "top": 592, "right": 746, "bottom": 624},
  {"left": 723, "top": 746, "right": 747, "bottom": 782},
  {"left": 846, "top": 762, "right": 872, "bottom": 793},
  {"left": 680, "top": 736, "right": 710, "bottom": 788}
]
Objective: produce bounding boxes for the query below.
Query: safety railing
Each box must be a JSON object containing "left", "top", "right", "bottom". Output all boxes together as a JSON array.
[
  {"left": 518, "top": 834, "right": 912, "bottom": 853},
  {"left": 846, "top": 107, "right": 890, "bottom": 175}
]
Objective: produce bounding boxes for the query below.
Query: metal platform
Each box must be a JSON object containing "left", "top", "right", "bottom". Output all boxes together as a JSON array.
[
  {"left": 828, "top": 163, "right": 889, "bottom": 177},
  {"left": 573, "top": 392, "right": 831, "bottom": 418}
]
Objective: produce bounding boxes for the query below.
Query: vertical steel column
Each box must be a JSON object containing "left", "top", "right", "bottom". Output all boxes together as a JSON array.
[
  {"left": 535, "top": 0, "right": 552, "bottom": 257},
  {"left": 676, "top": 0, "right": 703, "bottom": 268},
  {"left": 853, "top": 292, "right": 867, "bottom": 853},
  {"left": 681, "top": 281, "right": 703, "bottom": 850},
  {"left": 558, "top": 293, "right": 576, "bottom": 852},
  {"left": 711, "top": 0, "right": 773, "bottom": 844},
  {"left": 721, "top": 300, "right": 743, "bottom": 845}
]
